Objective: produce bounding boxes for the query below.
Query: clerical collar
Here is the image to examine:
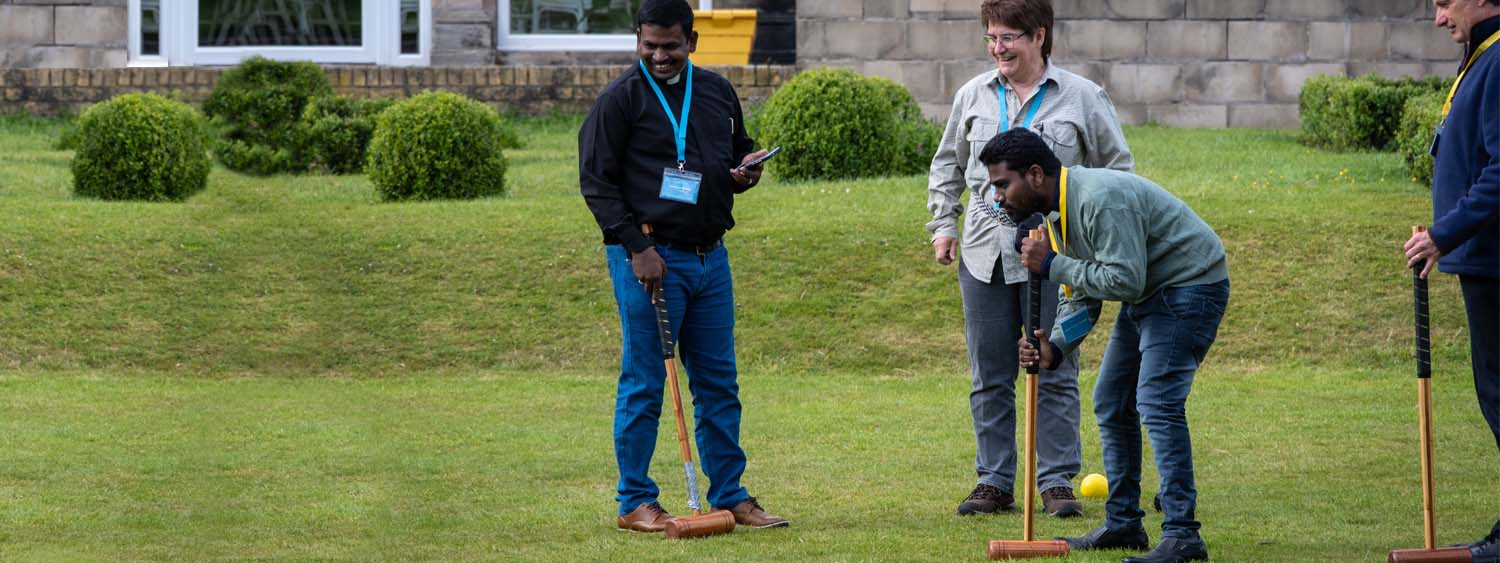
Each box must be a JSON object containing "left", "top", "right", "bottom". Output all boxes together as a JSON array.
[{"left": 666, "top": 72, "right": 682, "bottom": 85}]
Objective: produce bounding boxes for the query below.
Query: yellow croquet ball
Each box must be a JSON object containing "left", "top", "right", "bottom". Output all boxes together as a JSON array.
[{"left": 1080, "top": 473, "right": 1108, "bottom": 499}]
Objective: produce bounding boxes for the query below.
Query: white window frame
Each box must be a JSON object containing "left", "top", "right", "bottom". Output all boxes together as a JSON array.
[
  {"left": 129, "top": 0, "right": 430, "bottom": 66},
  {"left": 497, "top": 0, "right": 711, "bottom": 52}
]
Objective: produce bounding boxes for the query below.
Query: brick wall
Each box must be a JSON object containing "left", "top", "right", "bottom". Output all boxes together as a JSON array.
[
  {"left": 798, "top": 0, "right": 1459, "bottom": 127},
  {"left": 0, "top": 64, "right": 796, "bottom": 115},
  {"left": 0, "top": 0, "right": 126, "bottom": 68}
]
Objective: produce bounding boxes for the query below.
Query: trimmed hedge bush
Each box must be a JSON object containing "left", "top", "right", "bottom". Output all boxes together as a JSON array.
[
  {"left": 1299, "top": 74, "right": 1446, "bottom": 151},
  {"left": 366, "top": 91, "right": 509, "bottom": 201},
  {"left": 71, "top": 93, "right": 211, "bottom": 201},
  {"left": 1395, "top": 91, "right": 1444, "bottom": 187},
  {"left": 298, "top": 95, "right": 394, "bottom": 174},
  {"left": 204, "top": 56, "right": 332, "bottom": 175},
  {"left": 753, "top": 68, "right": 940, "bottom": 181}
]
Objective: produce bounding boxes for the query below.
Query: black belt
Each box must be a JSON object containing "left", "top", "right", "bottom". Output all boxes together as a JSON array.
[{"left": 653, "top": 237, "right": 723, "bottom": 255}]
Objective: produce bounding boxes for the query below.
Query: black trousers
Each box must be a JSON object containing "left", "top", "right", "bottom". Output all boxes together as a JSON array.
[{"left": 1460, "top": 274, "right": 1500, "bottom": 451}]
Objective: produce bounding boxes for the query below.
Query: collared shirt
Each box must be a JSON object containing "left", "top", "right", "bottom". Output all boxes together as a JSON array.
[
  {"left": 580, "top": 63, "right": 756, "bottom": 253},
  {"left": 926, "top": 63, "right": 1134, "bottom": 285}
]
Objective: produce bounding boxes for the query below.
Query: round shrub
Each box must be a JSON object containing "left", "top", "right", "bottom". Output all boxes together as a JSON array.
[
  {"left": 754, "top": 68, "right": 939, "bottom": 181},
  {"left": 1396, "top": 91, "right": 1443, "bottom": 187},
  {"left": 71, "top": 93, "right": 211, "bottom": 201},
  {"left": 1299, "top": 74, "right": 1446, "bottom": 151},
  {"left": 366, "top": 91, "right": 509, "bottom": 201},
  {"left": 298, "top": 95, "right": 394, "bottom": 174},
  {"left": 204, "top": 55, "right": 332, "bottom": 174}
]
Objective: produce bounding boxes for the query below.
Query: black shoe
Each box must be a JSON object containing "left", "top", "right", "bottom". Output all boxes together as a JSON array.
[
  {"left": 957, "top": 484, "right": 1014, "bottom": 515},
  {"left": 1122, "top": 536, "right": 1209, "bottom": 563},
  {"left": 1059, "top": 524, "right": 1150, "bottom": 551},
  {"left": 1472, "top": 520, "right": 1500, "bottom": 563}
]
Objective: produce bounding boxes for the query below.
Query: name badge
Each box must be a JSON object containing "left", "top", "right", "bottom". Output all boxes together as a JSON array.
[
  {"left": 1058, "top": 306, "right": 1093, "bottom": 344},
  {"left": 660, "top": 167, "right": 702, "bottom": 204}
]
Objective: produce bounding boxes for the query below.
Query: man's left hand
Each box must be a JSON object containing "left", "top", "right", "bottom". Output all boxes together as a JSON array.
[
  {"left": 730, "top": 150, "right": 768, "bottom": 187},
  {"left": 1020, "top": 229, "right": 1050, "bottom": 273},
  {"left": 1404, "top": 228, "right": 1442, "bottom": 279}
]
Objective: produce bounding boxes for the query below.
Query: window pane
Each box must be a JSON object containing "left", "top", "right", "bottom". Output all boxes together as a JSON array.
[
  {"left": 400, "top": 0, "right": 418, "bottom": 54},
  {"left": 142, "top": 0, "right": 160, "bottom": 55},
  {"left": 199, "top": 0, "right": 362, "bottom": 47},
  {"left": 510, "top": 0, "right": 641, "bottom": 35}
]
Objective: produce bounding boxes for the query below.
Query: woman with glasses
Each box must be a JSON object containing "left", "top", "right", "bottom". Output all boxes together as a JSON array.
[{"left": 924, "top": 0, "right": 1133, "bottom": 523}]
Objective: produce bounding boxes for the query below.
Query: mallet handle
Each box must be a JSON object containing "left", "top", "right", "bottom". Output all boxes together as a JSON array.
[
  {"left": 1023, "top": 227, "right": 1046, "bottom": 542},
  {"left": 1412, "top": 225, "right": 1435, "bottom": 550}
]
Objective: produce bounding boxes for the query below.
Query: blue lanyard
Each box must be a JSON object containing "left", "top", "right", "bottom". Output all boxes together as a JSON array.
[
  {"left": 639, "top": 59, "right": 694, "bottom": 168},
  {"left": 996, "top": 81, "right": 1046, "bottom": 132}
]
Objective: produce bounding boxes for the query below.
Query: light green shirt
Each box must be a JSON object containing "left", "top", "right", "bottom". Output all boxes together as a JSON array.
[{"left": 1047, "top": 167, "right": 1229, "bottom": 355}]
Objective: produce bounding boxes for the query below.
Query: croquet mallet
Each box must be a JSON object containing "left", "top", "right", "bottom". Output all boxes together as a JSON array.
[
  {"left": 641, "top": 226, "right": 736, "bottom": 540},
  {"left": 1389, "top": 226, "right": 1472, "bottom": 563},
  {"left": 988, "top": 227, "right": 1070, "bottom": 560}
]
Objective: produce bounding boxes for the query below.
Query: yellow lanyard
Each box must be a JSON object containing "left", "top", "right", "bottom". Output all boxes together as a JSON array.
[
  {"left": 1044, "top": 167, "right": 1072, "bottom": 298},
  {"left": 1442, "top": 30, "right": 1500, "bottom": 119}
]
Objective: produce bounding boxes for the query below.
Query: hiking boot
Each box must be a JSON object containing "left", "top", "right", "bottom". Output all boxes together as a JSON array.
[
  {"left": 1122, "top": 536, "right": 1209, "bottom": 563},
  {"left": 1060, "top": 523, "right": 1151, "bottom": 551},
  {"left": 1471, "top": 520, "right": 1500, "bottom": 563},
  {"left": 616, "top": 501, "right": 674, "bottom": 533},
  {"left": 1041, "top": 486, "right": 1084, "bottom": 518},
  {"left": 957, "top": 483, "right": 1014, "bottom": 515},
  {"left": 720, "top": 497, "right": 788, "bottom": 528}
]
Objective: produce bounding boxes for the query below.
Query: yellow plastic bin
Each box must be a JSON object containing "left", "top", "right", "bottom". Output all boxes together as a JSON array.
[{"left": 691, "top": 9, "right": 757, "bottom": 65}]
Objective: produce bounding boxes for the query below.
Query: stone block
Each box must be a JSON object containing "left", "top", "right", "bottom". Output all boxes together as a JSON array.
[
  {"left": 1348, "top": 0, "right": 1425, "bottom": 19},
  {"left": 1112, "top": 102, "right": 1146, "bottom": 125},
  {"left": 31, "top": 46, "right": 90, "bottom": 68},
  {"left": 1389, "top": 21, "right": 1461, "bottom": 61},
  {"left": 941, "top": 0, "right": 979, "bottom": 19},
  {"left": 1263, "top": 0, "right": 1345, "bottom": 19},
  {"left": 1266, "top": 63, "right": 1345, "bottom": 102},
  {"left": 1146, "top": 21, "right": 1225, "bottom": 60},
  {"left": 822, "top": 20, "right": 905, "bottom": 59},
  {"left": 941, "top": 59, "right": 993, "bottom": 100},
  {"left": 920, "top": 102, "right": 949, "bottom": 122},
  {"left": 1229, "top": 103, "right": 1299, "bottom": 128},
  {"left": 432, "top": 24, "right": 491, "bottom": 50},
  {"left": 1104, "top": 63, "right": 1182, "bottom": 104},
  {"left": 1227, "top": 21, "right": 1306, "bottom": 60},
  {"left": 1185, "top": 0, "right": 1264, "bottom": 19},
  {"left": 795, "top": 20, "right": 825, "bottom": 59},
  {"left": 1147, "top": 103, "right": 1227, "bottom": 127},
  {"left": 0, "top": 5, "right": 53, "bottom": 45},
  {"left": 1182, "top": 62, "right": 1263, "bottom": 103},
  {"left": 1348, "top": 61, "right": 1430, "bottom": 78},
  {"left": 433, "top": 0, "right": 490, "bottom": 23},
  {"left": 1051, "top": 0, "right": 1115, "bottom": 18},
  {"left": 908, "top": 20, "right": 979, "bottom": 60},
  {"left": 910, "top": 0, "right": 945, "bottom": 15},
  {"left": 1349, "top": 22, "right": 1392, "bottom": 61},
  {"left": 1058, "top": 20, "right": 1148, "bottom": 61},
  {"left": 863, "top": 0, "right": 908, "bottom": 19},
  {"left": 862, "top": 60, "right": 944, "bottom": 104},
  {"left": 1105, "top": 0, "right": 1185, "bottom": 19},
  {"left": 798, "top": 0, "right": 862, "bottom": 19},
  {"left": 55, "top": 6, "right": 126, "bottom": 47}
]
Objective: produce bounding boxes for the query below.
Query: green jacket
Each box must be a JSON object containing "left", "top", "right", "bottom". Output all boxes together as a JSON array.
[{"left": 1046, "top": 166, "right": 1228, "bottom": 355}]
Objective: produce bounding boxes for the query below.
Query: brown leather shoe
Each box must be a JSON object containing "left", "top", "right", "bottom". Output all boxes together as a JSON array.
[
  {"left": 1040, "top": 487, "right": 1084, "bottom": 518},
  {"left": 719, "top": 497, "right": 789, "bottom": 528},
  {"left": 616, "top": 501, "right": 675, "bottom": 533}
]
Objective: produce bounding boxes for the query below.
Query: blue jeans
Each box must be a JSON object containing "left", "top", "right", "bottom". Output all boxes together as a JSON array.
[
  {"left": 1094, "top": 280, "right": 1229, "bottom": 540},
  {"left": 606, "top": 244, "right": 749, "bottom": 515}
]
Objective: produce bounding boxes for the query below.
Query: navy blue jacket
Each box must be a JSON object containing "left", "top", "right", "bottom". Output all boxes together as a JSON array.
[{"left": 1432, "top": 16, "right": 1500, "bottom": 279}]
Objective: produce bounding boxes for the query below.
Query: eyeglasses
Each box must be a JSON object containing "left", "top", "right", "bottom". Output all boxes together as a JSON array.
[{"left": 982, "top": 32, "right": 1029, "bottom": 46}]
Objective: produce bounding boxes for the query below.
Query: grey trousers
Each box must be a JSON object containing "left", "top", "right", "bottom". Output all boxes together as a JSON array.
[{"left": 959, "top": 258, "right": 1083, "bottom": 493}]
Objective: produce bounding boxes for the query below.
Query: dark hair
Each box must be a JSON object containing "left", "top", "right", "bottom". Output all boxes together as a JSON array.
[
  {"left": 978, "top": 128, "right": 1061, "bottom": 177},
  {"left": 637, "top": 0, "right": 695, "bottom": 36},
  {"left": 980, "top": 0, "right": 1054, "bottom": 60}
]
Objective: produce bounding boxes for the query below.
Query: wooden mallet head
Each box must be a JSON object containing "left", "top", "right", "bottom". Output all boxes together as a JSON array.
[
  {"left": 663, "top": 509, "right": 735, "bottom": 539},
  {"left": 987, "top": 539, "right": 1070, "bottom": 560}
]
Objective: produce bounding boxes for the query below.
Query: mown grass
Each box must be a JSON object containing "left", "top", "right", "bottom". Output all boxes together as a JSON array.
[{"left": 0, "top": 112, "right": 1493, "bottom": 561}]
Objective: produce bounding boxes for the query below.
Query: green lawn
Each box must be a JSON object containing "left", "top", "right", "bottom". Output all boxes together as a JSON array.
[{"left": 0, "top": 113, "right": 1494, "bottom": 561}]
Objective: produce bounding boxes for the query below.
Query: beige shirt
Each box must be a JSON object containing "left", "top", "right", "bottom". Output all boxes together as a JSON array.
[{"left": 926, "top": 64, "right": 1134, "bottom": 284}]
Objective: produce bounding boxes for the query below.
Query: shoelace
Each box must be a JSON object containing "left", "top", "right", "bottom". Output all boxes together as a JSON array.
[
  {"left": 644, "top": 501, "right": 668, "bottom": 517},
  {"left": 1043, "top": 487, "right": 1076, "bottom": 500},
  {"left": 744, "top": 496, "right": 766, "bottom": 512},
  {"left": 968, "top": 485, "right": 1003, "bottom": 501}
]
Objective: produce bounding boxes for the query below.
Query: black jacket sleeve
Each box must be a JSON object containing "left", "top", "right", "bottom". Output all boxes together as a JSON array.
[{"left": 579, "top": 89, "right": 653, "bottom": 253}]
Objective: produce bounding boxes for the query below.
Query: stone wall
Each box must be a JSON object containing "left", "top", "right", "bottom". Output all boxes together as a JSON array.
[
  {"left": 797, "top": 0, "right": 1461, "bottom": 127},
  {"left": 0, "top": 0, "right": 126, "bottom": 68},
  {"left": 0, "top": 64, "right": 796, "bottom": 115}
]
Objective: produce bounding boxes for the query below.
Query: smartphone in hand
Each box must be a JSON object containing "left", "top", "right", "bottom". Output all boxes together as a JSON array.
[{"left": 734, "top": 146, "right": 782, "bottom": 171}]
